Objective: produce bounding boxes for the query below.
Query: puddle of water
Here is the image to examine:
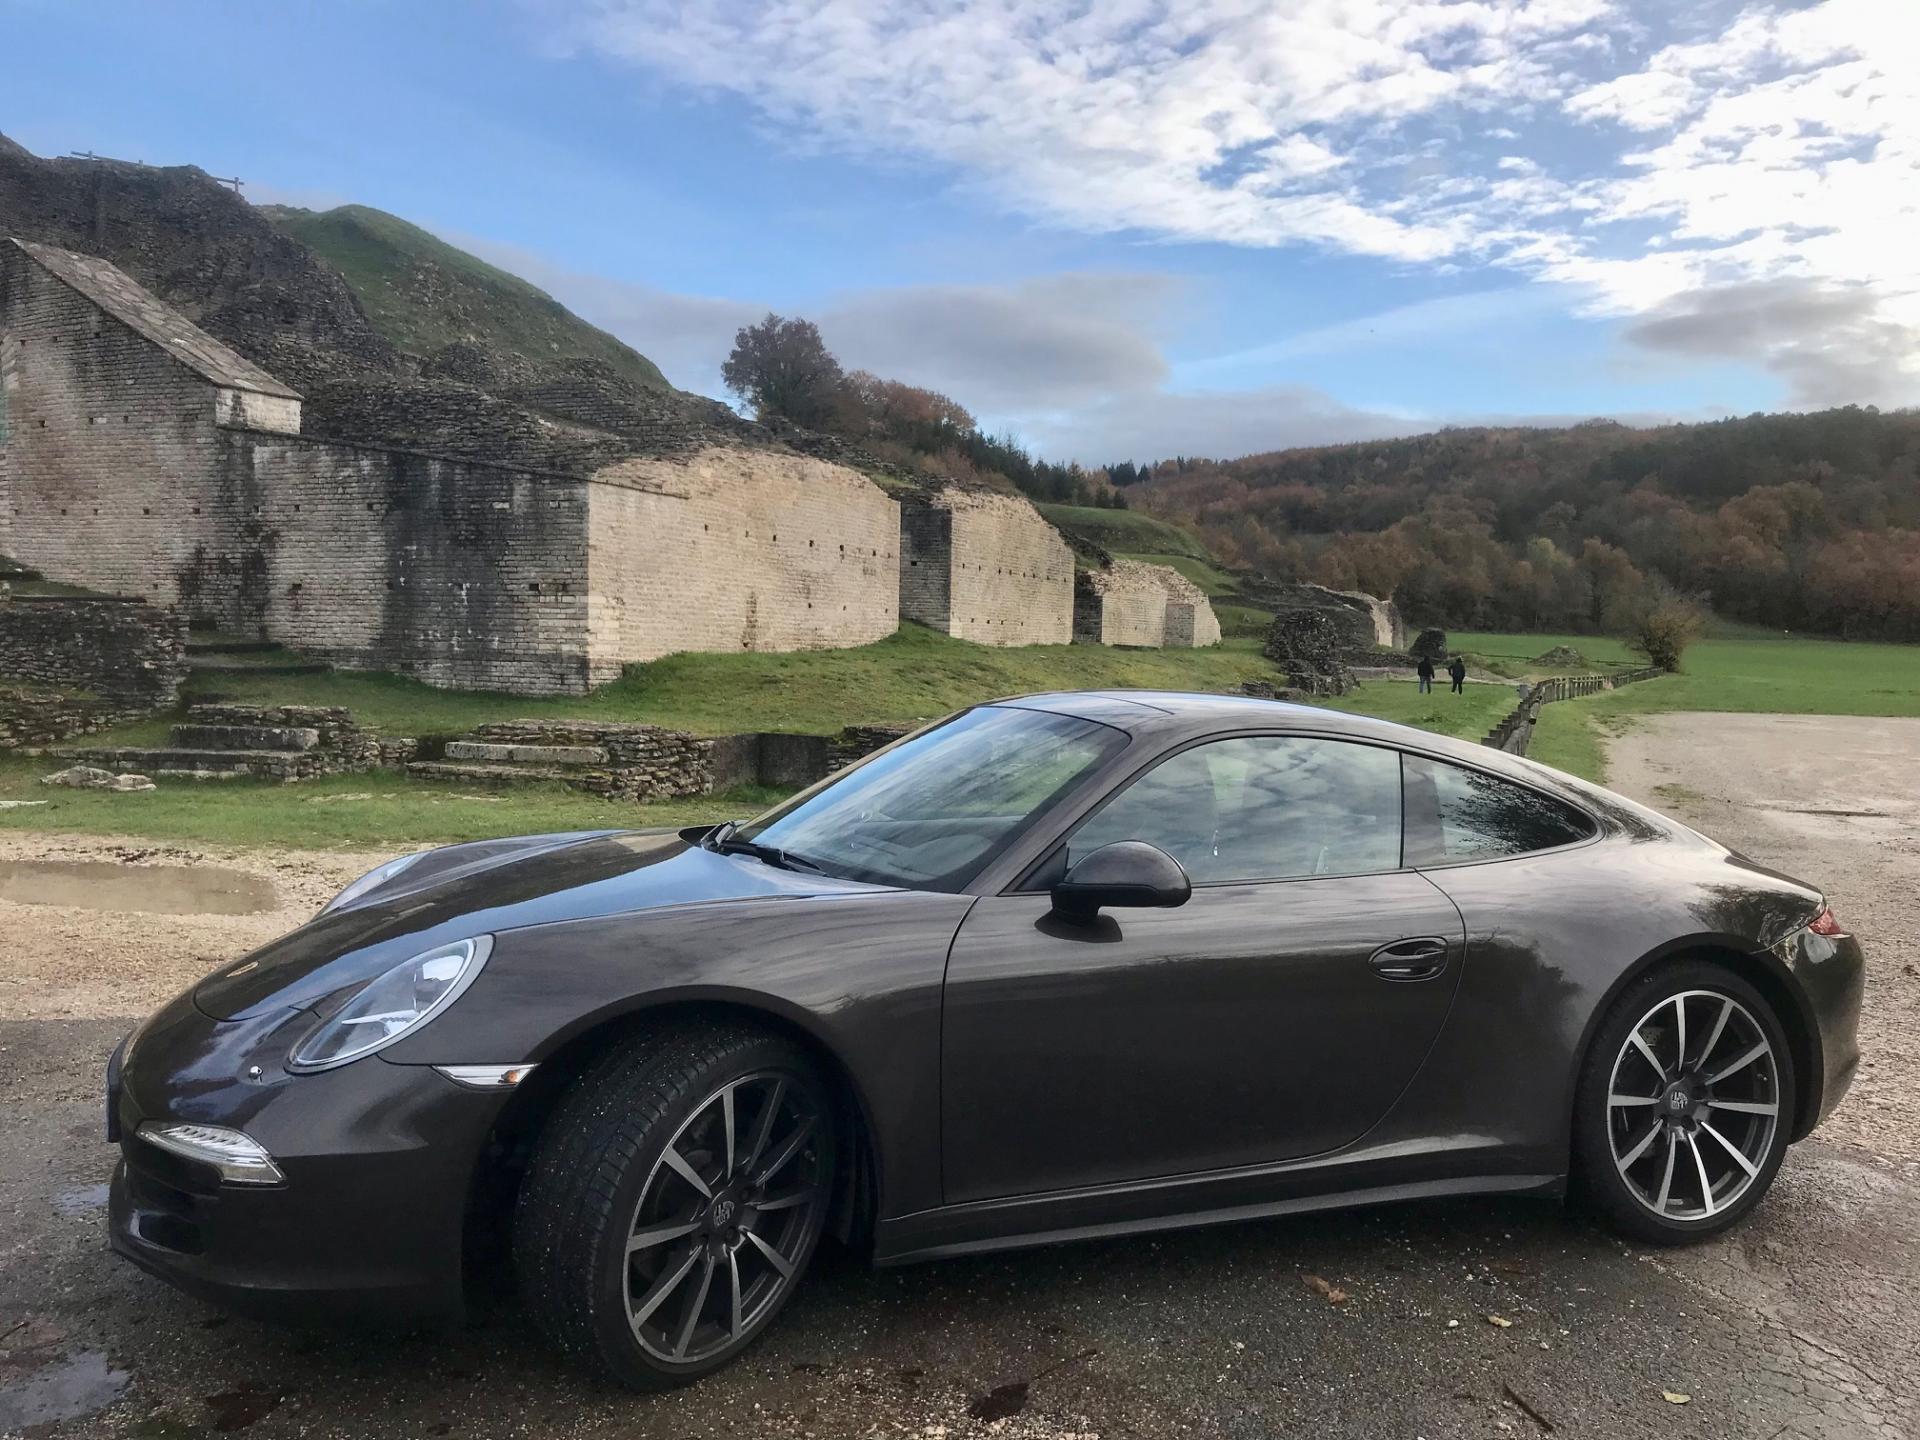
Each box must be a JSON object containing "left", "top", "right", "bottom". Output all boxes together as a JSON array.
[
  {"left": 53, "top": 1183, "right": 111, "bottom": 1217},
  {"left": 0, "top": 860, "right": 276, "bottom": 915},
  {"left": 0, "top": 1350, "right": 129, "bottom": 1430}
]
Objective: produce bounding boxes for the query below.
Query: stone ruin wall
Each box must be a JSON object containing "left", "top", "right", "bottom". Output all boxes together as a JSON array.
[
  {"left": 0, "top": 243, "right": 600, "bottom": 695},
  {"left": 0, "top": 244, "right": 234, "bottom": 598},
  {"left": 582, "top": 446, "right": 899, "bottom": 683},
  {"left": 899, "top": 486, "right": 1074, "bottom": 645},
  {"left": 217, "top": 433, "right": 598, "bottom": 695},
  {"left": 1155, "top": 566, "right": 1223, "bottom": 648},
  {"left": 1073, "top": 558, "right": 1171, "bottom": 646},
  {"left": 0, "top": 594, "right": 188, "bottom": 746}
]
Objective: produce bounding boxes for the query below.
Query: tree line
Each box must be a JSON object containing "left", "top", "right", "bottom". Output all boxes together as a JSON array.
[{"left": 1128, "top": 407, "right": 1920, "bottom": 641}]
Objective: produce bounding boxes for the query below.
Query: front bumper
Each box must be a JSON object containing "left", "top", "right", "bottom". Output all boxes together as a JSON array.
[{"left": 107, "top": 990, "right": 509, "bottom": 1323}]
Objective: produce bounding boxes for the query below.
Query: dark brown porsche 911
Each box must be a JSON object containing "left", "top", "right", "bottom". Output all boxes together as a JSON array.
[{"left": 107, "top": 691, "right": 1864, "bottom": 1388}]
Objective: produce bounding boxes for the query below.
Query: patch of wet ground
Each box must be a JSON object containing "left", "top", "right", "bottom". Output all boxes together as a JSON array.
[{"left": 0, "top": 860, "right": 276, "bottom": 916}]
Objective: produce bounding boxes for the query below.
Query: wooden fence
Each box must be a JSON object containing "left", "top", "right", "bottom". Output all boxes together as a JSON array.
[{"left": 1483, "top": 666, "right": 1666, "bottom": 756}]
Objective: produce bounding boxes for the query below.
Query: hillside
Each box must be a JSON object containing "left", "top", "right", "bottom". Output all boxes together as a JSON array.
[
  {"left": 0, "top": 134, "right": 733, "bottom": 470},
  {"left": 1130, "top": 407, "right": 1920, "bottom": 642},
  {"left": 260, "top": 203, "right": 670, "bottom": 392}
]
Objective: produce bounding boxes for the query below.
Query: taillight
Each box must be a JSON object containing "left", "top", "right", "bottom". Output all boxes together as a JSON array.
[{"left": 1808, "top": 906, "right": 1847, "bottom": 938}]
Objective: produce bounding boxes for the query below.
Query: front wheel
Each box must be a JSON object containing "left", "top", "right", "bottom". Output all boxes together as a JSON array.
[
  {"left": 1573, "top": 961, "right": 1795, "bottom": 1244},
  {"left": 514, "top": 1022, "right": 837, "bottom": 1389}
]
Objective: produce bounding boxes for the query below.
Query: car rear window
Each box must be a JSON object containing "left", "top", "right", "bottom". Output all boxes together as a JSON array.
[{"left": 1403, "top": 756, "right": 1595, "bottom": 865}]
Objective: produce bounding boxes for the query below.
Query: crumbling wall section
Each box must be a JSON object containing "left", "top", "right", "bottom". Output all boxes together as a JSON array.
[
  {"left": 915, "top": 487, "right": 1073, "bottom": 645},
  {"left": 584, "top": 445, "right": 899, "bottom": 682},
  {"left": 1153, "top": 566, "right": 1222, "bottom": 648},
  {"left": 1072, "top": 559, "right": 1171, "bottom": 646}
]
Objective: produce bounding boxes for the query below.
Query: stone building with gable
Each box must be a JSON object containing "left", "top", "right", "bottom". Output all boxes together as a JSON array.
[{"left": 0, "top": 237, "right": 902, "bottom": 693}]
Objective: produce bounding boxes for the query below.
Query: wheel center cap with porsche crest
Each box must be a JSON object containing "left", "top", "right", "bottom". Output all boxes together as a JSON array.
[{"left": 710, "top": 1198, "right": 737, "bottom": 1227}]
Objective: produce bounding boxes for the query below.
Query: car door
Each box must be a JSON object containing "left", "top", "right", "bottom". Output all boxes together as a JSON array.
[{"left": 941, "top": 734, "right": 1466, "bottom": 1205}]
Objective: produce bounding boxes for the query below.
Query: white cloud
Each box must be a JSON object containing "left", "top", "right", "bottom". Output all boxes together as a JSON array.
[
  {"left": 543, "top": 0, "right": 1920, "bottom": 407},
  {"left": 458, "top": 234, "right": 1176, "bottom": 411}
]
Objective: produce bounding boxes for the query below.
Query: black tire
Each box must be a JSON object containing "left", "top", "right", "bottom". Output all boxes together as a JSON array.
[
  {"left": 1573, "top": 959, "right": 1795, "bottom": 1245},
  {"left": 514, "top": 1019, "right": 837, "bottom": 1389}
]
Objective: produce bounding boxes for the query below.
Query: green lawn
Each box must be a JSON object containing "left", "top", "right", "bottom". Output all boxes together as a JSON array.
[
  {"left": 180, "top": 624, "right": 1284, "bottom": 738},
  {"left": 1323, "top": 678, "right": 1514, "bottom": 740},
  {"left": 1472, "top": 632, "right": 1920, "bottom": 783},
  {"left": 0, "top": 760, "right": 776, "bottom": 849},
  {"left": 1035, "top": 504, "right": 1214, "bottom": 560},
  {"left": 3, "top": 629, "right": 1527, "bottom": 849}
]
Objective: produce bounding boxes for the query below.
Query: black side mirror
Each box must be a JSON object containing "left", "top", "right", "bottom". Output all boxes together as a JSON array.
[{"left": 1050, "top": 841, "right": 1191, "bottom": 922}]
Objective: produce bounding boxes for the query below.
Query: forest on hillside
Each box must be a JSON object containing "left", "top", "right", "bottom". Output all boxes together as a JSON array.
[{"left": 1125, "top": 407, "right": 1920, "bottom": 641}]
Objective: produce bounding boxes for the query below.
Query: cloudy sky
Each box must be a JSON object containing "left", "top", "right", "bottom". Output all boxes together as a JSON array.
[{"left": 9, "top": 0, "right": 1917, "bottom": 462}]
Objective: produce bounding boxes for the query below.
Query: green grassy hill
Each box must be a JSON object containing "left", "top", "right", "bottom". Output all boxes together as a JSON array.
[
  {"left": 260, "top": 203, "right": 670, "bottom": 390},
  {"left": 1036, "top": 504, "right": 1216, "bottom": 562}
]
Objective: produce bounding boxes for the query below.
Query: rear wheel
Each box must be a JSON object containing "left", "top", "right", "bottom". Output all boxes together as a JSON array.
[
  {"left": 1574, "top": 961, "right": 1794, "bottom": 1244},
  {"left": 514, "top": 1022, "right": 836, "bottom": 1389}
]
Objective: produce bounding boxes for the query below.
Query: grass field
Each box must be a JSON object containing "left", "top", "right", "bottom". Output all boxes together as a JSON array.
[
  {"left": 1477, "top": 633, "right": 1920, "bottom": 782},
  {"left": 0, "top": 623, "right": 1518, "bottom": 848},
  {"left": 0, "top": 762, "right": 777, "bottom": 849},
  {"left": 177, "top": 623, "right": 1289, "bottom": 738},
  {"left": 1035, "top": 504, "right": 1214, "bottom": 560}
]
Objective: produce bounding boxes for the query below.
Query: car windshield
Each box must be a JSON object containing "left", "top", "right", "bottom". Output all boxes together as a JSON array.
[{"left": 737, "top": 705, "right": 1126, "bottom": 890}]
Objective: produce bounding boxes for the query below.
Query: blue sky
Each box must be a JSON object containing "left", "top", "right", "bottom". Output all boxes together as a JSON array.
[{"left": 6, "top": 0, "right": 1914, "bottom": 463}]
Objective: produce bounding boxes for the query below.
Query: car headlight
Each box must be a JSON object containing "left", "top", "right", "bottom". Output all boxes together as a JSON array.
[
  {"left": 319, "top": 852, "right": 425, "bottom": 917},
  {"left": 288, "top": 937, "right": 493, "bottom": 1072}
]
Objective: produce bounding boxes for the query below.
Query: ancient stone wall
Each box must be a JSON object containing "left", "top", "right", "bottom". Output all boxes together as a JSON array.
[
  {"left": 0, "top": 593, "right": 188, "bottom": 746},
  {"left": 0, "top": 594, "right": 188, "bottom": 703},
  {"left": 0, "top": 243, "right": 234, "bottom": 596},
  {"left": 1153, "top": 566, "right": 1223, "bottom": 648},
  {"left": 898, "top": 486, "right": 1073, "bottom": 645},
  {"left": 583, "top": 446, "right": 899, "bottom": 681},
  {"left": 1241, "top": 580, "right": 1405, "bottom": 651},
  {"left": 1072, "top": 559, "right": 1171, "bottom": 646},
  {"left": 213, "top": 432, "right": 598, "bottom": 694}
]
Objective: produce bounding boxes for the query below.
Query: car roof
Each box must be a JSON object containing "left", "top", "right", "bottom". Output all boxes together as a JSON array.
[
  {"left": 994, "top": 688, "right": 1406, "bottom": 738},
  {"left": 991, "top": 686, "right": 1554, "bottom": 779}
]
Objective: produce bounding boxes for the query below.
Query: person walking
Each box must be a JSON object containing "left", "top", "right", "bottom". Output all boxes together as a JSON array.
[
  {"left": 1416, "top": 653, "right": 1435, "bottom": 693},
  {"left": 1448, "top": 655, "right": 1467, "bottom": 694}
]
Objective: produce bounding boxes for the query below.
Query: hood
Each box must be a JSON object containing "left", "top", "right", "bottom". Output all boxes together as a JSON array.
[{"left": 195, "top": 830, "right": 893, "bottom": 1021}]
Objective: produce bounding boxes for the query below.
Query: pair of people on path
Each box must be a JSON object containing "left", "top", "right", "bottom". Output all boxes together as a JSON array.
[{"left": 1417, "top": 654, "right": 1468, "bottom": 694}]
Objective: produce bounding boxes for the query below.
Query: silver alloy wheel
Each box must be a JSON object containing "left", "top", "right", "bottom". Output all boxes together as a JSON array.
[
  {"left": 622, "top": 1071, "right": 828, "bottom": 1366},
  {"left": 1606, "top": 988, "right": 1780, "bottom": 1222}
]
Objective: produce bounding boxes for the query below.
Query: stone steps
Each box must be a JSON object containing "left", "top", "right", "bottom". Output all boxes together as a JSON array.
[
  {"left": 407, "top": 760, "right": 604, "bottom": 789},
  {"left": 68, "top": 745, "right": 294, "bottom": 778},
  {"left": 171, "top": 723, "right": 320, "bottom": 752},
  {"left": 442, "top": 740, "right": 611, "bottom": 766}
]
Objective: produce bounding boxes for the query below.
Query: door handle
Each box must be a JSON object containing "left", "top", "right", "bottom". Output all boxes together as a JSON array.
[{"left": 1369, "top": 936, "right": 1450, "bottom": 982}]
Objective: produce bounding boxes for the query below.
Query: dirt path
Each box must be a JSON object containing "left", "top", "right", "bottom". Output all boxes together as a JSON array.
[
  {"left": 0, "top": 833, "right": 379, "bottom": 1026},
  {"left": 1607, "top": 712, "right": 1920, "bottom": 1162}
]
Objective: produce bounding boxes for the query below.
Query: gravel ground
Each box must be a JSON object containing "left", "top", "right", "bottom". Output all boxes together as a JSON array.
[
  {"left": 2, "top": 721, "right": 1917, "bottom": 1439},
  {"left": 1608, "top": 713, "right": 1920, "bottom": 1162}
]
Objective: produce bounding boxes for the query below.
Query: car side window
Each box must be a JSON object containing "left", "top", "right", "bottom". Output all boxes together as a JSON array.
[
  {"left": 1403, "top": 755, "right": 1595, "bottom": 864},
  {"left": 1066, "top": 735, "right": 1403, "bottom": 884}
]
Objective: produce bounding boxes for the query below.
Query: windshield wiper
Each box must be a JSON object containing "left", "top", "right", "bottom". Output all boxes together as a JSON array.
[{"left": 703, "top": 822, "right": 824, "bottom": 874}]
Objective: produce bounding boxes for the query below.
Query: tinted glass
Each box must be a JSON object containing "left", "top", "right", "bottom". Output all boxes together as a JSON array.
[
  {"left": 1406, "top": 756, "right": 1594, "bottom": 863},
  {"left": 742, "top": 705, "right": 1126, "bottom": 890},
  {"left": 1068, "top": 736, "right": 1402, "bottom": 884}
]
